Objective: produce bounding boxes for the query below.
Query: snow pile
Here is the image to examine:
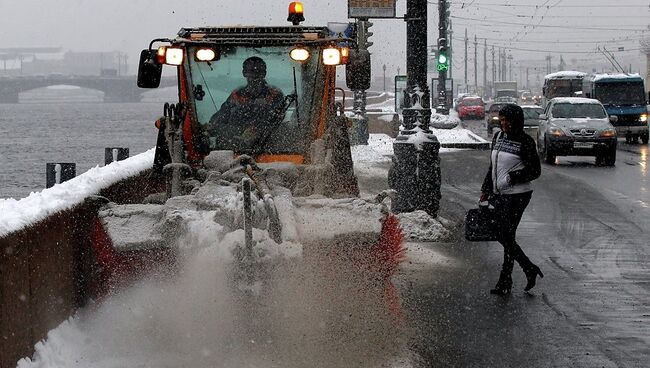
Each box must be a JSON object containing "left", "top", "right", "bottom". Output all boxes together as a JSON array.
[
  {"left": 397, "top": 210, "right": 452, "bottom": 242},
  {"left": 0, "top": 149, "right": 155, "bottom": 237},
  {"left": 350, "top": 134, "right": 394, "bottom": 163}
]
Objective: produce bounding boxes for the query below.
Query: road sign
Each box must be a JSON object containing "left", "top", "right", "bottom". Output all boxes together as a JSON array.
[{"left": 348, "top": 0, "right": 396, "bottom": 19}]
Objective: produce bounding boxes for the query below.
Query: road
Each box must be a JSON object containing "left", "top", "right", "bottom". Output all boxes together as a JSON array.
[{"left": 391, "top": 118, "right": 650, "bottom": 367}]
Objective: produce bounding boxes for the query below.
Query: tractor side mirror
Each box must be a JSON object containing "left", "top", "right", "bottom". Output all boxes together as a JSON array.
[
  {"left": 609, "top": 115, "right": 618, "bottom": 123},
  {"left": 346, "top": 49, "right": 371, "bottom": 91},
  {"left": 137, "top": 49, "right": 162, "bottom": 88}
]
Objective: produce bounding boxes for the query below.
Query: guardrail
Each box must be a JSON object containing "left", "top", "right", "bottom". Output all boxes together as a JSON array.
[{"left": 0, "top": 171, "right": 161, "bottom": 368}]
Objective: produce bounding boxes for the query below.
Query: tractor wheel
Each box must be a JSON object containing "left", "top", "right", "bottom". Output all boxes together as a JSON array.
[{"left": 641, "top": 133, "right": 649, "bottom": 145}]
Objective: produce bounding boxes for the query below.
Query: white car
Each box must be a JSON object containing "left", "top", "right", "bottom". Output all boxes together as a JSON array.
[{"left": 537, "top": 97, "right": 618, "bottom": 166}]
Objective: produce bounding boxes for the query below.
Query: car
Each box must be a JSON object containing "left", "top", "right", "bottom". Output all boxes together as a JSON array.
[
  {"left": 537, "top": 97, "right": 617, "bottom": 166},
  {"left": 521, "top": 105, "right": 544, "bottom": 141},
  {"left": 457, "top": 97, "right": 485, "bottom": 120},
  {"left": 485, "top": 102, "right": 509, "bottom": 135}
]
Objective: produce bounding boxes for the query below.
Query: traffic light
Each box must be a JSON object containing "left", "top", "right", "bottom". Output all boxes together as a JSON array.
[
  {"left": 364, "top": 21, "right": 374, "bottom": 49},
  {"left": 437, "top": 38, "right": 449, "bottom": 72},
  {"left": 356, "top": 20, "right": 374, "bottom": 50}
]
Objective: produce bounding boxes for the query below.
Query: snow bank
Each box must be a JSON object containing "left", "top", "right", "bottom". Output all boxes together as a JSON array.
[
  {"left": 0, "top": 149, "right": 155, "bottom": 237},
  {"left": 397, "top": 211, "right": 452, "bottom": 242}
]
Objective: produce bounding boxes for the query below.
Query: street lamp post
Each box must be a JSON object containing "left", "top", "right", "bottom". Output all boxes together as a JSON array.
[{"left": 383, "top": 64, "right": 386, "bottom": 92}]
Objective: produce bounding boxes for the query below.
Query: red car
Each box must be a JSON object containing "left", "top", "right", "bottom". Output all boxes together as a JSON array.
[{"left": 457, "top": 97, "right": 485, "bottom": 120}]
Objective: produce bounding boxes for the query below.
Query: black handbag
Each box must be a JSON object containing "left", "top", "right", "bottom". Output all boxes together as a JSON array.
[{"left": 464, "top": 205, "right": 500, "bottom": 241}]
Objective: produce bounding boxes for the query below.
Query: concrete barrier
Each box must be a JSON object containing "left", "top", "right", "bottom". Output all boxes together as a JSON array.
[{"left": 0, "top": 171, "right": 162, "bottom": 368}]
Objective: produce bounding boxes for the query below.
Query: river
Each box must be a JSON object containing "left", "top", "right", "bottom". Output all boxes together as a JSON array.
[{"left": 0, "top": 90, "right": 173, "bottom": 199}]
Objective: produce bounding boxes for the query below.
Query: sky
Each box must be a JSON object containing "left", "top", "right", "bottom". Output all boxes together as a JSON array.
[{"left": 0, "top": 0, "right": 648, "bottom": 91}]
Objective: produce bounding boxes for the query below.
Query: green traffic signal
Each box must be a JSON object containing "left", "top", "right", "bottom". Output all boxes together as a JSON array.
[{"left": 436, "top": 50, "right": 449, "bottom": 71}]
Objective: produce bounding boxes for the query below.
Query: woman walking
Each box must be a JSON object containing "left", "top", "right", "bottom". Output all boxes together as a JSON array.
[{"left": 480, "top": 104, "right": 543, "bottom": 295}]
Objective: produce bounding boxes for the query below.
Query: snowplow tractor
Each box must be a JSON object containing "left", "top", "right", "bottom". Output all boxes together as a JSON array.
[{"left": 93, "top": 19, "right": 404, "bottom": 310}]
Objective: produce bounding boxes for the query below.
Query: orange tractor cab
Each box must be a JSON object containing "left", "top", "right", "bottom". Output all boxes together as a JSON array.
[{"left": 138, "top": 16, "right": 357, "bottom": 174}]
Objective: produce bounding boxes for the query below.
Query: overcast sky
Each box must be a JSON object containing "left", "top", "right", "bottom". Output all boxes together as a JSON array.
[{"left": 1, "top": 0, "right": 648, "bottom": 89}]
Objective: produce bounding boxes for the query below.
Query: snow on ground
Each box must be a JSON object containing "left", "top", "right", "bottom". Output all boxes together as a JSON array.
[{"left": 0, "top": 149, "right": 155, "bottom": 237}]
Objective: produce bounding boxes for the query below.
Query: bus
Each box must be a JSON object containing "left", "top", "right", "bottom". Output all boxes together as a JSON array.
[
  {"left": 582, "top": 73, "right": 649, "bottom": 143},
  {"left": 542, "top": 71, "right": 586, "bottom": 108}
]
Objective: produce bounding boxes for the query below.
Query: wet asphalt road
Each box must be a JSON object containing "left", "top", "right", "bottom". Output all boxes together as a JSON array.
[{"left": 386, "top": 119, "right": 650, "bottom": 367}]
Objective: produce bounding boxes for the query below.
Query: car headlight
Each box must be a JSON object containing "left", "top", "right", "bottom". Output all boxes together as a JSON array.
[
  {"left": 491, "top": 116, "right": 499, "bottom": 121},
  {"left": 549, "top": 126, "right": 564, "bottom": 137},
  {"left": 599, "top": 128, "right": 616, "bottom": 137},
  {"left": 640, "top": 114, "right": 648, "bottom": 123}
]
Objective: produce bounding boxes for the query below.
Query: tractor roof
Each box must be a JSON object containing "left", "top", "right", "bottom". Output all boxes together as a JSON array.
[{"left": 175, "top": 26, "right": 344, "bottom": 46}]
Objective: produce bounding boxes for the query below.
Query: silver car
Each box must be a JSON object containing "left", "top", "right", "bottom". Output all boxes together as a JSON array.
[{"left": 537, "top": 97, "right": 618, "bottom": 166}]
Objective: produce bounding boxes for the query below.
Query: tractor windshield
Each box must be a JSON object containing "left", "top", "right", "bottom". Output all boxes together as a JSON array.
[{"left": 187, "top": 45, "right": 324, "bottom": 155}]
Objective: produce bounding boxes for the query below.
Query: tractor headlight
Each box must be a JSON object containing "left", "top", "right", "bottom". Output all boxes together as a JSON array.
[
  {"left": 195, "top": 48, "right": 217, "bottom": 62},
  {"left": 162, "top": 47, "right": 184, "bottom": 66},
  {"left": 290, "top": 47, "right": 310, "bottom": 62},
  {"left": 640, "top": 113, "right": 648, "bottom": 123},
  {"left": 322, "top": 47, "right": 341, "bottom": 65}
]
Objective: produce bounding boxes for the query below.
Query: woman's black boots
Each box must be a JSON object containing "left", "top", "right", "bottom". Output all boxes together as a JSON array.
[
  {"left": 524, "top": 264, "right": 544, "bottom": 292},
  {"left": 490, "top": 271, "right": 513, "bottom": 295}
]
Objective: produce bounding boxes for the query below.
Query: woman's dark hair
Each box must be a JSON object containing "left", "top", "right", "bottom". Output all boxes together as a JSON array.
[{"left": 498, "top": 104, "right": 524, "bottom": 130}]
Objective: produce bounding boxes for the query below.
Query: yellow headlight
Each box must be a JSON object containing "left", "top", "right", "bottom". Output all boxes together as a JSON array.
[
  {"left": 165, "top": 47, "right": 184, "bottom": 66},
  {"left": 599, "top": 129, "right": 616, "bottom": 137},
  {"left": 290, "top": 47, "right": 310, "bottom": 62},
  {"left": 640, "top": 114, "right": 648, "bottom": 123},
  {"left": 549, "top": 127, "right": 564, "bottom": 137},
  {"left": 322, "top": 47, "right": 341, "bottom": 65},
  {"left": 195, "top": 48, "right": 216, "bottom": 62}
]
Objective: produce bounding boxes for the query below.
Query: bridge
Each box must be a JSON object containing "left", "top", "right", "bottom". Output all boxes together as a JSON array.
[{"left": 0, "top": 75, "right": 177, "bottom": 103}]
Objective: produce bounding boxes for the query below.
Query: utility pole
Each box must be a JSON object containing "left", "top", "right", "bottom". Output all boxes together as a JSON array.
[
  {"left": 483, "top": 39, "right": 487, "bottom": 96},
  {"left": 526, "top": 67, "right": 530, "bottom": 90},
  {"left": 508, "top": 54, "right": 513, "bottom": 81},
  {"left": 491, "top": 46, "right": 495, "bottom": 98},
  {"left": 546, "top": 55, "right": 552, "bottom": 74},
  {"left": 383, "top": 64, "right": 386, "bottom": 92},
  {"left": 464, "top": 28, "right": 468, "bottom": 92},
  {"left": 498, "top": 48, "right": 502, "bottom": 81},
  {"left": 473, "top": 35, "right": 478, "bottom": 93}
]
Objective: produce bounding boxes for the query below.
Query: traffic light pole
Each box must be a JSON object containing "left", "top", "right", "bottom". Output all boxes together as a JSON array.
[
  {"left": 391, "top": 0, "right": 441, "bottom": 217},
  {"left": 436, "top": 0, "right": 449, "bottom": 114}
]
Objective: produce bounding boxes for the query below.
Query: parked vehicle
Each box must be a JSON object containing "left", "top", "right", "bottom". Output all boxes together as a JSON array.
[
  {"left": 582, "top": 73, "right": 649, "bottom": 144},
  {"left": 541, "top": 71, "right": 586, "bottom": 108},
  {"left": 457, "top": 96, "right": 485, "bottom": 120},
  {"left": 485, "top": 102, "right": 508, "bottom": 135},
  {"left": 537, "top": 97, "right": 617, "bottom": 166}
]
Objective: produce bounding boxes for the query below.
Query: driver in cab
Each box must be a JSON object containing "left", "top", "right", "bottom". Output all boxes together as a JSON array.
[{"left": 208, "top": 56, "right": 285, "bottom": 151}]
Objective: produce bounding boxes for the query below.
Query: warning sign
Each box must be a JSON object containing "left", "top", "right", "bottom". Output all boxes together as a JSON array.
[{"left": 348, "top": 0, "right": 396, "bottom": 18}]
